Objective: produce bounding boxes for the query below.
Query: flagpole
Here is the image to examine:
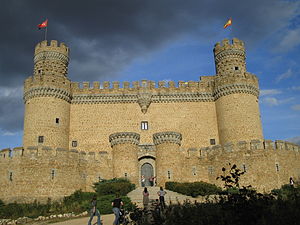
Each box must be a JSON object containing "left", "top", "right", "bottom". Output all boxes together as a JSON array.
[{"left": 45, "top": 26, "right": 48, "bottom": 40}]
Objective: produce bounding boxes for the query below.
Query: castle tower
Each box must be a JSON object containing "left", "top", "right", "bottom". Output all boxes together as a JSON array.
[
  {"left": 109, "top": 132, "right": 140, "bottom": 185},
  {"left": 213, "top": 38, "right": 263, "bottom": 145},
  {"left": 153, "top": 131, "right": 182, "bottom": 186},
  {"left": 23, "top": 40, "right": 71, "bottom": 150}
]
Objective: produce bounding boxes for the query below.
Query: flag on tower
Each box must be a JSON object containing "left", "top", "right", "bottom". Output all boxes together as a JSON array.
[
  {"left": 37, "top": 19, "right": 48, "bottom": 29},
  {"left": 224, "top": 18, "right": 232, "bottom": 29}
]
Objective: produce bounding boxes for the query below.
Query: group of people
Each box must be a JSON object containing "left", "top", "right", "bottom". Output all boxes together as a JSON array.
[
  {"left": 88, "top": 193, "right": 124, "bottom": 225},
  {"left": 141, "top": 175, "right": 156, "bottom": 187},
  {"left": 88, "top": 187, "right": 167, "bottom": 225}
]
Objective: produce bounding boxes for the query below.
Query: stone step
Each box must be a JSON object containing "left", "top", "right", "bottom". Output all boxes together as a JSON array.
[{"left": 127, "top": 187, "right": 197, "bottom": 206}]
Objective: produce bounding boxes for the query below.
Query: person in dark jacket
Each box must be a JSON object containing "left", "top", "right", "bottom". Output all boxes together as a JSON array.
[
  {"left": 88, "top": 195, "right": 102, "bottom": 225},
  {"left": 112, "top": 193, "right": 124, "bottom": 225}
]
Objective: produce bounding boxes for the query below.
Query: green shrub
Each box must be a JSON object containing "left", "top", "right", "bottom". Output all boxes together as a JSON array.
[
  {"left": 165, "top": 181, "right": 221, "bottom": 197},
  {"left": 94, "top": 178, "right": 135, "bottom": 196}
]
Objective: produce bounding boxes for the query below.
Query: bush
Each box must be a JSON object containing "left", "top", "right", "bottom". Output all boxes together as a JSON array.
[
  {"left": 94, "top": 178, "right": 135, "bottom": 196},
  {"left": 165, "top": 181, "right": 221, "bottom": 197}
]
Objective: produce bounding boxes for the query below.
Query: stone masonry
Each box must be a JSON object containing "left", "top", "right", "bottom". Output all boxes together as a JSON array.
[{"left": 0, "top": 38, "right": 299, "bottom": 203}]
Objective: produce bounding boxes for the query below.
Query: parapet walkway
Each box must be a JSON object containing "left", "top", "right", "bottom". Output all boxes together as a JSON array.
[{"left": 127, "top": 186, "right": 197, "bottom": 207}]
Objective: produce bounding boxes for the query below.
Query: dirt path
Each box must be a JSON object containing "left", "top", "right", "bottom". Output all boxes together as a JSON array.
[{"left": 49, "top": 214, "right": 115, "bottom": 225}]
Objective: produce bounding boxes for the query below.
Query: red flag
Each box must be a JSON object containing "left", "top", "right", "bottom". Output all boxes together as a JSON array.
[
  {"left": 224, "top": 18, "right": 232, "bottom": 29},
  {"left": 37, "top": 19, "right": 48, "bottom": 29}
]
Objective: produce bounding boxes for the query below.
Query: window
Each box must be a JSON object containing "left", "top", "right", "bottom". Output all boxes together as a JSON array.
[
  {"left": 208, "top": 166, "right": 214, "bottom": 175},
  {"left": 192, "top": 167, "right": 197, "bottom": 176},
  {"left": 235, "top": 66, "right": 239, "bottom": 70},
  {"left": 38, "top": 136, "right": 44, "bottom": 143},
  {"left": 242, "top": 164, "right": 247, "bottom": 172},
  {"left": 51, "top": 169, "right": 55, "bottom": 180},
  {"left": 9, "top": 172, "right": 13, "bottom": 181},
  {"left": 124, "top": 173, "right": 128, "bottom": 178},
  {"left": 167, "top": 171, "right": 171, "bottom": 179},
  {"left": 72, "top": 141, "right": 78, "bottom": 147},
  {"left": 56, "top": 118, "right": 59, "bottom": 124},
  {"left": 141, "top": 121, "right": 148, "bottom": 130},
  {"left": 275, "top": 163, "right": 280, "bottom": 172},
  {"left": 210, "top": 139, "right": 216, "bottom": 145},
  {"left": 38, "top": 69, "right": 41, "bottom": 74}
]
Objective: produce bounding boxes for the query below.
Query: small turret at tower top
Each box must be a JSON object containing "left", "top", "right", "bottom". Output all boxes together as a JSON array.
[
  {"left": 213, "top": 38, "right": 246, "bottom": 76},
  {"left": 33, "top": 40, "right": 69, "bottom": 77}
]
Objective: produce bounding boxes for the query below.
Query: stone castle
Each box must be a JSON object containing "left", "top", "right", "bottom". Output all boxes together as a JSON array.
[{"left": 1, "top": 38, "right": 300, "bottom": 203}]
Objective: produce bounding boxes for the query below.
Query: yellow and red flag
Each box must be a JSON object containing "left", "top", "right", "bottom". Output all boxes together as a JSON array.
[
  {"left": 37, "top": 19, "right": 48, "bottom": 29},
  {"left": 224, "top": 18, "right": 232, "bottom": 29}
]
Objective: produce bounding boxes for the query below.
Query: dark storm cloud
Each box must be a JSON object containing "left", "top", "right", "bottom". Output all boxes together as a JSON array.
[{"left": 0, "top": 0, "right": 298, "bottom": 132}]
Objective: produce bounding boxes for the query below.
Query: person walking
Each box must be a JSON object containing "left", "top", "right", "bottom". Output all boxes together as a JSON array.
[
  {"left": 141, "top": 175, "right": 145, "bottom": 187},
  {"left": 112, "top": 193, "right": 123, "bottom": 225},
  {"left": 88, "top": 196, "right": 102, "bottom": 225},
  {"left": 157, "top": 187, "right": 167, "bottom": 208},
  {"left": 143, "top": 187, "right": 150, "bottom": 209},
  {"left": 290, "top": 177, "right": 295, "bottom": 188}
]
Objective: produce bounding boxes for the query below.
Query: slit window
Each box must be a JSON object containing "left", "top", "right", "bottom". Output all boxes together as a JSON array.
[
  {"left": 242, "top": 164, "right": 247, "bottom": 172},
  {"left": 56, "top": 118, "right": 59, "bottom": 124},
  {"left": 167, "top": 171, "right": 171, "bottom": 179},
  {"left": 72, "top": 141, "right": 78, "bottom": 147},
  {"left": 51, "top": 169, "right": 55, "bottom": 180},
  {"left": 275, "top": 163, "right": 280, "bottom": 172},
  {"left": 192, "top": 167, "right": 197, "bottom": 176},
  {"left": 38, "top": 136, "right": 44, "bottom": 143},
  {"left": 141, "top": 121, "right": 148, "bottom": 130},
  {"left": 125, "top": 173, "right": 128, "bottom": 178},
  {"left": 9, "top": 172, "right": 13, "bottom": 181}
]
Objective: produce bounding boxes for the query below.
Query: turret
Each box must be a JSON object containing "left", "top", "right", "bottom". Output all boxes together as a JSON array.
[
  {"left": 23, "top": 40, "right": 71, "bottom": 150},
  {"left": 109, "top": 132, "right": 140, "bottom": 185},
  {"left": 153, "top": 131, "right": 183, "bottom": 186},
  {"left": 213, "top": 38, "right": 246, "bottom": 76},
  {"left": 213, "top": 38, "right": 263, "bottom": 145}
]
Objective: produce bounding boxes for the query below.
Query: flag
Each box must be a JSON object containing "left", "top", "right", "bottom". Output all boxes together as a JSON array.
[
  {"left": 37, "top": 19, "right": 48, "bottom": 29},
  {"left": 224, "top": 18, "right": 232, "bottom": 29}
]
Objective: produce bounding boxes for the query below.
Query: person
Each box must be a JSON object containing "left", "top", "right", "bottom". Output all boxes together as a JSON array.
[
  {"left": 112, "top": 193, "right": 123, "bottom": 225},
  {"left": 153, "top": 176, "right": 157, "bottom": 186},
  {"left": 290, "top": 177, "right": 295, "bottom": 188},
  {"left": 157, "top": 187, "right": 167, "bottom": 208},
  {"left": 88, "top": 195, "right": 102, "bottom": 225},
  {"left": 143, "top": 187, "right": 150, "bottom": 209},
  {"left": 141, "top": 175, "right": 145, "bottom": 187},
  {"left": 149, "top": 176, "right": 154, "bottom": 186}
]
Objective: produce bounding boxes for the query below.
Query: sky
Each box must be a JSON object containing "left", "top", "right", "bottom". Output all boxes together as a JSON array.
[{"left": 0, "top": 0, "right": 299, "bottom": 149}]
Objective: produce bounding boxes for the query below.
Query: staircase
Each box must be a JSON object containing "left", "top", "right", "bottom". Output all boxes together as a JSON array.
[{"left": 127, "top": 187, "right": 197, "bottom": 207}]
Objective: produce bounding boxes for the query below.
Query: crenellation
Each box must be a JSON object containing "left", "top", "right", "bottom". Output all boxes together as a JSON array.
[
  {"left": 158, "top": 81, "right": 166, "bottom": 88},
  {"left": 83, "top": 82, "right": 90, "bottom": 89},
  {"left": 237, "top": 141, "right": 248, "bottom": 151},
  {"left": 93, "top": 81, "right": 100, "bottom": 89},
  {"left": 275, "top": 140, "right": 285, "bottom": 150},
  {"left": 132, "top": 81, "right": 139, "bottom": 89},
  {"left": 112, "top": 81, "right": 120, "bottom": 89},
  {"left": 250, "top": 139, "right": 262, "bottom": 150},
  {"left": 103, "top": 81, "right": 110, "bottom": 89},
  {"left": 168, "top": 81, "right": 175, "bottom": 88},
  {"left": 224, "top": 142, "right": 234, "bottom": 152},
  {"left": 123, "top": 81, "right": 130, "bottom": 89}
]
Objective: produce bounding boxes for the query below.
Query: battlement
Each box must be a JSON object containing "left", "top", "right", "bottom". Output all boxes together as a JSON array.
[
  {"left": 179, "top": 140, "right": 300, "bottom": 159},
  {"left": 213, "top": 38, "right": 245, "bottom": 56},
  {"left": 0, "top": 146, "right": 109, "bottom": 162},
  {"left": 153, "top": 131, "right": 182, "bottom": 146},
  {"left": 70, "top": 77, "right": 215, "bottom": 94},
  {"left": 34, "top": 40, "right": 69, "bottom": 56}
]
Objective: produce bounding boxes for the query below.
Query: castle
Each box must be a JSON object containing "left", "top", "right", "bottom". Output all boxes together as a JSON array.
[{"left": 0, "top": 38, "right": 300, "bottom": 203}]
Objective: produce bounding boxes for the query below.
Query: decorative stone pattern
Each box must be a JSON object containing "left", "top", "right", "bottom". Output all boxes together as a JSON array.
[
  {"left": 153, "top": 132, "right": 182, "bottom": 146},
  {"left": 213, "top": 83, "right": 259, "bottom": 100},
  {"left": 23, "top": 86, "right": 72, "bottom": 103},
  {"left": 109, "top": 132, "right": 140, "bottom": 147}
]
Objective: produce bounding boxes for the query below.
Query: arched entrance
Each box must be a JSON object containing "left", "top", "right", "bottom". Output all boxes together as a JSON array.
[{"left": 141, "top": 163, "right": 154, "bottom": 186}]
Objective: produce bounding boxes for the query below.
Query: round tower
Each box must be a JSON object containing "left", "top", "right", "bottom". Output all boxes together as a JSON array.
[
  {"left": 153, "top": 131, "right": 182, "bottom": 186},
  {"left": 109, "top": 132, "right": 140, "bottom": 185},
  {"left": 23, "top": 40, "right": 71, "bottom": 150},
  {"left": 213, "top": 38, "right": 263, "bottom": 145}
]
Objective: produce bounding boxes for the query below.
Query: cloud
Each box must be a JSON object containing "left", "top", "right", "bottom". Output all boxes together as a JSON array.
[
  {"left": 276, "top": 68, "right": 293, "bottom": 83},
  {"left": 290, "top": 86, "right": 300, "bottom": 91},
  {"left": 261, "top": 97, "right": 294, "bottom": 106},
  {"left": 0, "top": 0, "right": 299, "bottom": 132},
  {"left": 277, "top": 28, "right": 300, "bottom": 52},
  {"left": 260, "top": 89, "right": 282, "bottom": 96},
  {"left": 291, "top": 104, "right": 300, "bottom": 111},
  {"left": 286, "top": 136, "right": 300, "bottom": 145}
]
